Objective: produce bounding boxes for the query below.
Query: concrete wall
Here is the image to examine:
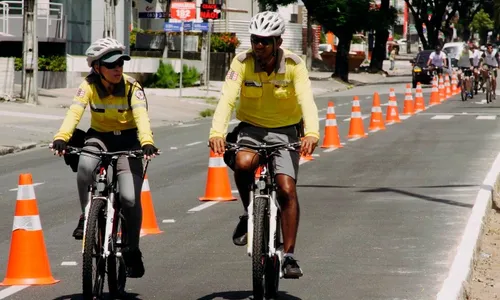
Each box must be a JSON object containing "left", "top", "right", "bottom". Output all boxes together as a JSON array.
[{"left": 14, "top": 71, "right": 67, "bottom": 89}]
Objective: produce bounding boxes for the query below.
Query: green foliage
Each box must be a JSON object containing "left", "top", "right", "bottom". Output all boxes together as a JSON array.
[
  {"left": 210, "top": 33, "right": 240, "bottom": 53},
  {"left": 145, "top": 62, "right": 200, "bottom": 89},
  {"left": 320, "top": 31, "right": 326, "bottom": 44},
  {"left": 470, "top": 8, "right": 494, "bottom": 32},
  {"left": 14, "top": 55, "right": 66, "bottom": 72},
  {"left": 130, "top": 28, "right": 144, "bottom": 49},
  {"left": 199, "top": 108, "right": 215, "bottom": 118}
]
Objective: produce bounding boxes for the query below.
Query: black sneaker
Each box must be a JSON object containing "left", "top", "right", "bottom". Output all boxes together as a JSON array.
[
  {"left": 282, "top": 256, "right": 303, "bottom": 279},
  {"left": 232, "top": 214, "right": 248, "bottom": 246},
  {"left": 122, "top": 247, "right": 145, "bottom": 278},
  {"left": 72, "top": 214, "right": 84, "bottom": 240}
]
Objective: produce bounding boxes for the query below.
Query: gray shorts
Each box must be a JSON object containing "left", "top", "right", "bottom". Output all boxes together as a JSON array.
[{"left": 236, "top": 124, "right": 300, "bottom": 180}]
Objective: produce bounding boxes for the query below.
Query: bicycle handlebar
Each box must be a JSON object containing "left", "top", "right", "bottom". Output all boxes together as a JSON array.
[
  {"left": 224, "top": 141, "right": 301, "bottom": 152},
  {"left": 49, "top": 144, "right": 161, "bottom": 159}
]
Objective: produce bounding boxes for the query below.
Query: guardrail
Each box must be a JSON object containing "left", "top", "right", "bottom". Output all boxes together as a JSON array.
[{"left": 0, "top": 0, "right": 65, "bottom": 39}]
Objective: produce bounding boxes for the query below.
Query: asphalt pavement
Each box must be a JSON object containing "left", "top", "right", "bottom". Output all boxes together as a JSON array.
[{"left": 0, "top": 82, "right": 500, "bottom": 299}]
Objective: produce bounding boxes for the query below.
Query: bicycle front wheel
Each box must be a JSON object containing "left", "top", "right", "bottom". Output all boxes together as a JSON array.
[
  {"left": 252, "top": 196, "right": 268, "bottom": 300},
  {"left": 461, "top": 79, "right": 467, "bottom": 101},
  {"left": 108, "top": 210, "right": 127, "bottom": 299},
  {"left": 82, "top": 198, "right": 107, "bottom": 300},
  {"left": 486, "top": 78, "right": 492, "bottom": 103}
]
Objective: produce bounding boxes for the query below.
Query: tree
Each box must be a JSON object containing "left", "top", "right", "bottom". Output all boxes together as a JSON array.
[
  {"left": 404, "top": 0, "right": 457, "bottom": 49},
  {"left": 367, "top": 0, "right": 398, "bottom": 72},
  {"left": 470, "top": 8, "right": 495, "bottom": 44},
  {"left": 454, "top": 0, "right": 484, "bottom": 42},
  {"left": 303, "top": 0, "right": 372, "bottom": 82}
]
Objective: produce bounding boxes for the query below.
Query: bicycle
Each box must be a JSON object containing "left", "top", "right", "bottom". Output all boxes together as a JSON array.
[
  {"left": 473, "top": 67, "right": 482, "bottom": 95},
  {"left": 459, "top": 67, "right": 474, "bottom": 101},
  {"left": 225, "top": 141, "right": 301, "bottom": 300},
  {"left": 482, "top": 65, "right": 496, "bottom": 103},
  {"left": 63, "top": 146, "right": 157, "bottom": 300}
]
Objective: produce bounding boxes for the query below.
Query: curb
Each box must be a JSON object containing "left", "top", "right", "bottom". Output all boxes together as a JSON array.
[
  {"left": 0, "top": 142, "right": 38, "bottom": 157},
  {"left": 436, "top": 152, "right": 500, "bottom": 300}
]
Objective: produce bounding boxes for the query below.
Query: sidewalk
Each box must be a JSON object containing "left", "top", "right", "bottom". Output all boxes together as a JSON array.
[{"left": 0, "top": 77, "right": 348, "bottom": 156}]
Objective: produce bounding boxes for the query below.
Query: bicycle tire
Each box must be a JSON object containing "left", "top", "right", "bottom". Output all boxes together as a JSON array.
[
  {"left": 264, "top": 213, "right": 281, "bottom": 299},
  {"left": 108, "top": 211, "right": 127, "bottom": 299},
  {"left": 486, "top": 78, "right": 492, "bottom": 103},
  {"left": 252, "top": 196, "right": 268, "bottom": 300},
  {"left": 461, "top": 79, "right": 467, "bottom": 101},
  {"left": 82, "top": 198, "right": 107, "bottom": 300}
]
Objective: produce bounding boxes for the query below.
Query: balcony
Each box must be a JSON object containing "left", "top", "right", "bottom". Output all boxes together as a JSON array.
[{"left": 0, "top": 0, "right": 66, "bottom": 42}]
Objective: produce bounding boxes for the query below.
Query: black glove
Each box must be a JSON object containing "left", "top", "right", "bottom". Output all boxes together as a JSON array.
[
  {"left": 142, "top": 144, "right": 158, "bottom": 156},
  {"left": 52, "top": 139, "right": 67, "bottom": 154}
]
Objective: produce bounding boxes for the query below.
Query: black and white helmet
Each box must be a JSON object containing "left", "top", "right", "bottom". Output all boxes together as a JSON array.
[
  {"left": 249, "top": 11, "right": 285, "bottom": 37},
  {"left": 85, "top": 37, "right": 126, "bottom": 67}
]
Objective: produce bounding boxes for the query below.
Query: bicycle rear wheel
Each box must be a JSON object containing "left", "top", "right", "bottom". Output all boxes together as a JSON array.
[
  {"left": 486, "top": 78, "right": 492, "bottom": 103},
  {"left": 82, "top": 198, "right": 106, "bottom": 300},
  {"left": 252, "top": 196, "right": 268, "bottom": 300},
  {"left": 108, "top": 209, "right": 127, "bottom": 299}
]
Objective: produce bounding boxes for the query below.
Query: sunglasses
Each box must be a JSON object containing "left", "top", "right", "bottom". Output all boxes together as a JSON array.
[
  {"left": 101, "top": 59, "right": 124, "bottom": 69},
  {"left": 251, "top": 36, "right": 274, "bottom": 46}
]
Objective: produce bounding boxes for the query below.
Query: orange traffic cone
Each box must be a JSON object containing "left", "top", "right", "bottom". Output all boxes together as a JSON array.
[
  {"left": 402, "top": 84, "right": 415, "bottom": 115},
  {"left": 320, "top": 101, "right": 343, "bottom": 148},
  {"left": 386, "top": 88, "right": 401, "bottom": 123},
  {"left": 445, "top": 74, "right": 452, "bottom": 98},
  {"left": 414, "top": 82, "right": 426, "bottom": 112},
  {"left": 438, "top": 75, "right": 446, "bottom": 102},
  {"left": 140, "top": 174, "right": 163, "bottom": 236},
  {"left": 1, "top": 174, "right": 59, "bottom": 286},
  {"left": 199, "top": 150, "right": 236, "bottom": 201},
  {"left": 368, "top": 92, "right": 385, "bottom": 130},
  {"left": 429, "top": 77, "right": 441, "bottom": 105},
  {"left": 451, "top": 72, "right": 458, "bottom": 95},
  {"left": 347, "top": 96, "right": 367, "bottom": 138}
]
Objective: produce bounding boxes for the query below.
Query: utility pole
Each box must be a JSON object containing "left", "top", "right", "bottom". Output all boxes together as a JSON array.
[
  {"left": 21, "top": 0, "right": 38, "bottom": 104},
  {"left": 124, "top": 0, "right": 131, "bottom": 54},
  {"left": 104, "top": 0, "right": 117, "bottom": 38}
]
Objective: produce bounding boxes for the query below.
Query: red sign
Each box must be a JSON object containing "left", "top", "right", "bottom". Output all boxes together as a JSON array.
[
  {"left": 170, "top": 2, "right": 196, "bottom": 21},
  {"left": 201, "top": 3, "right": 221, "bottom": 20}
]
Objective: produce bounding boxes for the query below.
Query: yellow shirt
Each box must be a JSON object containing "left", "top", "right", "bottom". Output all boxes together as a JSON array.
[
  {"left": 209, "top": 48, "right": 320, "bottom": 139},
  {"left": 53, "top": 73, "right": 154, "bottom": 146}
]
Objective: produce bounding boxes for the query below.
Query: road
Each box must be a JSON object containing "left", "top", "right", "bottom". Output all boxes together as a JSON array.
[{"left": 0, "top": 82, "right": 499, "bottom": 300}]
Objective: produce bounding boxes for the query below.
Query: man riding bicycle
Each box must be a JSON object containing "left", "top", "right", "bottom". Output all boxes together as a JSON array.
[
  {"left": 426, "top": 45, "right": 447, "bottom": 75},
  {"left": 480, "top": 43, "right": 500, "bottom": 98},
  {"left": 471, "top": 44, "right": 482, "bottom": 90},
  {"left": 456, "top": 44, "right": 474, "bottom": 97},
  {"left": 51, "top": 37, "right": 158, "bottom": 278},
  {"left": 208, "top": 11, "right": 320, "bottom": 278}
]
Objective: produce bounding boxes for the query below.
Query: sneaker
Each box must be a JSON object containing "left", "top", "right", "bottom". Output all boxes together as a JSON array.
[
  {"left": 122, "top": 247, "right": 145, "bottom": 278},
  {"left": 282, "top": 256, "right": 303, "bottom": 279},
  {"left": 232, "top": 214, "right": 248, "bottom": 246},
  {"left": 72, "top": 214, "right": 84, "bottom": 240}
]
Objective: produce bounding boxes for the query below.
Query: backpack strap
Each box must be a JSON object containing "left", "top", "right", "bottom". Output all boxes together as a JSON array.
[{"left": 125, "top": 76, "right": 148, "bottom": 111}]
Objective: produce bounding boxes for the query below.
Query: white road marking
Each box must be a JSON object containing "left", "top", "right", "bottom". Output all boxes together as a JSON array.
[
  {"left": 177, "top": 123, "right": 200, "bottom": 128},
  {"left": 185, "top": 141, "right": 203, "bottom": 147},
  {"left": 436, "top": 152, "right": 500, "bottom": 300},
  {"left": 348, "top": 137, "right": 361, "bottom": 141},
  {"left": 452, "top": 187, "right": 479, "bottom": 192},
  {"left": 322, "top": 148, "right": 338, "bottom": 153},
  {"left": 399, "top": 115, "right": 411, "bottom": 120},
  {"left": 319, "top": 117, "right": 326, "bottom": 121},
  {"left": 312, "top": 154, "right": 320, "bottom": 157},
  {"left": 170, "top": 147, "right": 178, "bottom": 150},
  {"left": 476, "top": 115, "right": 497, "bottom": 120},
  {"left": 162, "top": 219, "right": 176, "bottom": 223},
  {"left": 9, "top": 182, "right": 45, "bottom": 191},
  {"left": 370, "top": 129, "right": 380, "bottom": 133},
  {"left": 298, "top": 159, "right": 310, "bottom": 165},
  {"left": 343, "top": 116, "right": 370, "bottom": 122},
  {"left": 231, "top": 190, "right": 239, "bottom": 193},
  {"left": 61, "top": 261, "right": 78, "bottom": 266},
  {"left": 0, "top": 111, "right": 64, "bottom": 120},
  {"left": 431, "top": 115, "right": 454, "bottom": 120},
  {"left": 188, "top": 201, "right": 219, "bottom": 212},
  {"left": 0, "top": 286, "right": 29, "bottom": 299}
]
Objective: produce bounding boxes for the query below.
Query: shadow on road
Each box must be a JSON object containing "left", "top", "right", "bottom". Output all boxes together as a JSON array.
[
  {"left": 52, "top": 292, "right": 142, "bottom": 300},
  {"left": 298, "top": 184, "right": 476, "bottom": 208},
  {"left": 196, "top": 290, "right": 302, "bottom": 300}
]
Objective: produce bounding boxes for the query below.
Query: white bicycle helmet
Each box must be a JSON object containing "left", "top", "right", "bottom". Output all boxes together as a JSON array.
[
  {"left": 249, "top": 11, "right": 285, "bottom": 37},
  {"left": 85, "top": 37, "right": 130, "bottom": 67}
]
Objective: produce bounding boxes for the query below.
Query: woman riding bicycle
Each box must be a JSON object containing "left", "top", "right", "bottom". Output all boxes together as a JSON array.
[
  {"left": 456, "top": 44, "right": 474, "bottom": 98},
  {"left": 51, "top": 37, "right": 158, "bottom": 278}
]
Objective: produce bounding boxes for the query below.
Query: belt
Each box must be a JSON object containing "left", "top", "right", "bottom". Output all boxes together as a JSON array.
[{"left": 88, "top": 128, "right": 137, "bottom": 136}]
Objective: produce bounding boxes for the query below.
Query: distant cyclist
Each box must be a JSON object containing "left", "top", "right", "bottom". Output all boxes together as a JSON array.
[
  {"left": 456, "top": 44, "right": 474, "bottom": 97},
  {"left": 51, "top": 37, "right": 158, "bottom": 278},
  {"left": 427, "top": 45, "right": 447, "bottom": 75},
  {"left": 208, "top": 11, "right": 320, "bottom": 278},
  {"left": 480, "top": 43, "right": 500, "bottom": 98},
  {"left": 471, "top": 44, "right": 482, "bottom": 90}
]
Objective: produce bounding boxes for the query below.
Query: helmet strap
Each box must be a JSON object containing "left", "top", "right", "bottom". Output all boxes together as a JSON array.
[{"left": 96, "top": 61, "right": 116, "bottom": 90}]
